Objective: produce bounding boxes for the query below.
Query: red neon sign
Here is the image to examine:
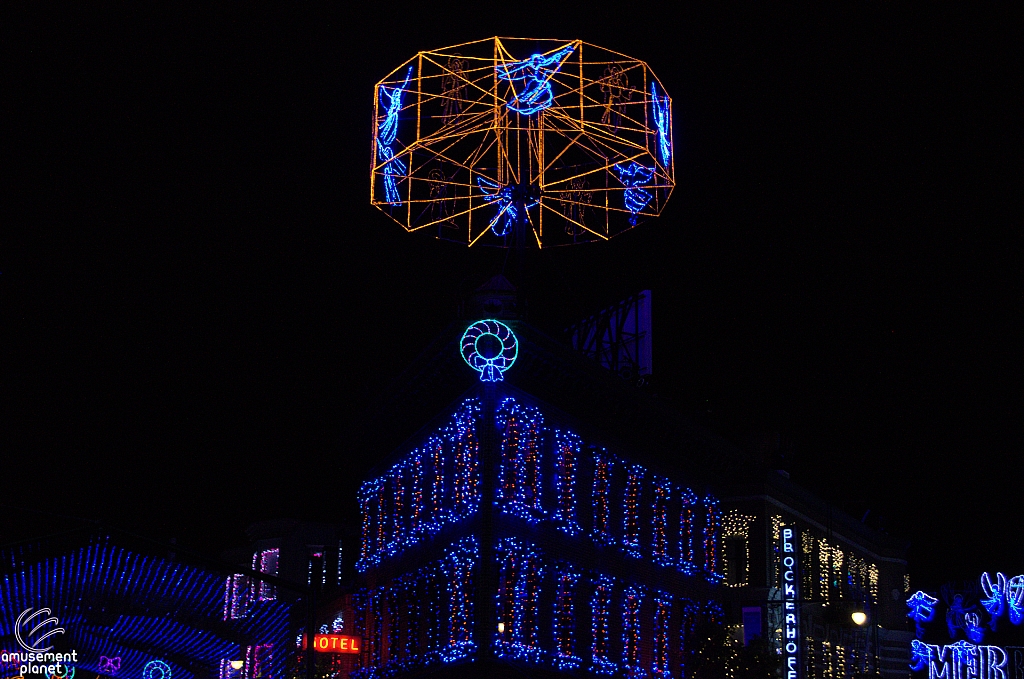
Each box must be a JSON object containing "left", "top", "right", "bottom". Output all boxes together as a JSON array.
[{"left": 305, "top": 634, "right": 361, "bottom": 654}]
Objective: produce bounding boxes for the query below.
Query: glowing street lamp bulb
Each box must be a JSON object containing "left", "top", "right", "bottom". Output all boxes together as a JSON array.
[
  {"left": 229, "top": 661, "right": 244, "bottom": 671},
  {"left": 497, "top": 622, "right": 505, "bottom": 633},
  {"left": 851, "top": 611, "right": 867, "bottom": 626}
]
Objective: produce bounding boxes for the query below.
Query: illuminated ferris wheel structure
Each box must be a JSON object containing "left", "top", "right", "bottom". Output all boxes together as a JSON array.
[{"left": 371, "top": 37, "right": 675, "bottom": 248}]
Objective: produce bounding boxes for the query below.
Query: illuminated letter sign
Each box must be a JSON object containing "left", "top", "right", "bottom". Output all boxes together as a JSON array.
[
  {"left": 781, "top": 526, "right": 800, "bottom": 679},
  {"left": 305, "top": 634, "right": 361, "bottom": 654},
  {"left": 911, "top": 641, "right": 1008, "bottom": 679}
]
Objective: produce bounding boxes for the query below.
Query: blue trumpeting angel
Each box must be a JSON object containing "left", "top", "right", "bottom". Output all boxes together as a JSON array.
[
  {"left": 377, "top": 66, "right": 413, "bottom": 205},
  {"left": 497, "top": 45, "right": 575, "bottom": 115},
  {"left": 476, "top": 177, "right": 537, "bottom": 236},
  {"left": 614, "top": 162, "right": 655, "bottom": 225}
]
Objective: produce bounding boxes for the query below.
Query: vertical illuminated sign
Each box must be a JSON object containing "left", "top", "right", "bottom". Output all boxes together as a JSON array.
[{"left": 781, "top": 526, "right": 800, "bottom": 679}]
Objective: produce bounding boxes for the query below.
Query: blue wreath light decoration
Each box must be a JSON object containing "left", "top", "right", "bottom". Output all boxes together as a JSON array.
[
  {"left": 142, "top": 660, "right": 171, "bottom": 679},
  {"left": 461, "top": 320, "right": 517, "bottom": 382}
]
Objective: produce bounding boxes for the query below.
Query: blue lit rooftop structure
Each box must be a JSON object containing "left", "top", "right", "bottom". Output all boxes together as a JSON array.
[
  {"left": 347, "top": 316, "right": 743, "bottom": 679},
  {"left": 0, "top": 536, "right": 292, "bottom": 679}
]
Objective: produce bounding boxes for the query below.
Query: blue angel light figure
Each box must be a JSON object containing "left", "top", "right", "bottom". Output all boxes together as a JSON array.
[
  {"left": 907, "top": 590, "right": 939, "bottom": 638},
  {"left": 613, "top": 162, "right": 655, "bottom": 225},
  {"left": 476, "top": 177, "right": 537, "bottom": 236},
  {"left": 497, "top": 44, "right": 575, "bottom": 115},
  {"left": 946, "top": 593, "right": 978, "bottom": 643},
  {"left": 948, "top": 640, "right": 978, "bottom": 677},
  {"left": 964, "top": 612, "right": 985, "bottom": 643},
  {"left": 1007, "top": 575, "right": 1024, "bottom": 625},
  {"left": 651, "top": 82, "right": 671, "bottom": 166},
  {"left": 980, "top": 572, "right": 1007, "bottom": 625},
  {"left": 377, "top": 66, "right": 413, "bottom": 205},
  {"left": 909, "top": 639, "right": 936, "bottom": 672}
]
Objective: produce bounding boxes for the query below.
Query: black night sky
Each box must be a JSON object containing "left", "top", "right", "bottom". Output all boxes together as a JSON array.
[{"left": 4, "top": 4, "right": 1019, "bottom": 589}]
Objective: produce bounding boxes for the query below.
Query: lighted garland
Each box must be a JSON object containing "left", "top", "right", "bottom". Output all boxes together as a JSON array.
[
  {"left": 591, "top": 450, "right": 616, "bottom": 546},
  {"left": 622, "top": 465, "right": 646, "bottom": 559},
  {"left": 552, "top": 564, "right": 582, "bottom": 670},
  {"left": 678, "top": 488, "right": 698, "bottom": 575},
  {"left": 353, "top": 538, "right": 479, "bottom": 679},
  {"left": 622, "top": 585, "right": 647, "bottom": 679},
  {"left": 356, "top": 400, "right": 482, "bottom": 572},
  {"left": 496, "top": 398, "right": 544, "bottom": 522},
  {"left": 652, "top": 594, "right": 672, "bottom": 677},
  {"left": 495, "top": 537, "right": 545, "bottom": 663},
  {"left": 553, "top": 430, "right": 582, "bottom": 536},
  {"left": 590, "top": 575, "right": 617, "bottom": 675},
  {"left": 651, "top": 478, "right": 672, "bottom": 567},
  {"left": 702, "top": 496, "right": 722, "bottom": 582},
  {"left": 460, "top": 319, "right": 518, "bottom": 382}
]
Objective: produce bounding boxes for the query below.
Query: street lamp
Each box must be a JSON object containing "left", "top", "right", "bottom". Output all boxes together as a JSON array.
[{"left": 851, "top": 611, "right": 867, "bottom": 626}]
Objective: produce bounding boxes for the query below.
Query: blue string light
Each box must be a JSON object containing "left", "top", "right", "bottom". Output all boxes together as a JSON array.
[
  {"left": 678, "top": 487, "right": 698, "bottom": 575},
  {"left": 650, "top": 82, "right": 671, "bottom": 166},
  {"left": 652, "top": 593, "right": 672, "bottom": 677},
  {"left": 351, "top": 395, "right": 727, "bottom": 679},
  {"left": 622, "top": 465, "right": 646, "bottom": 558},
  {"left": 591, "top": 450, "right": 616, "bottom": 547},
  {"left": 703, "top": 496, "right": 723, "bottom": 583},
  {"left": 496, "top": 45, "right": 575, "bottom": 115},
  {"left": 613, "top": 162, "right": 654, "bottom": 225},
  {"left": 590, "top": 575, "right": 617, "bottom": 676},
  {"left": 461, "top": 319, "right": 518, "bottom": 381},
  {"left": 496, "top": 397, "right": 544, "bottom": 522},
  {"left": 376, "top": 66, "right": 413, "bottom": 205},
  {"left": 552, "top": 430, "right": 582, "bottom": 536},
  {"left": 621, "top": 585, "right": 647, "bottom": 679},
  {"left": 495, "top": 538, "right": 545, "bottom": 664},
  {"left": 356, "top": 400, "right": 481, "bottom": 572},
  {"left": 552, "top": 564, "right": 581, "bottom": 670},
  {"left": 0, "top": 540, "right": 289, "bottom": 679},
  {"left": 651, "top": 478, "right": 672, "bottom": 567}
]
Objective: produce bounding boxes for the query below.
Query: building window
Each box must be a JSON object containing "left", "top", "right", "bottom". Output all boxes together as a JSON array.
[
  {"left": 255, "top": 548, "right": 278, "bottom": 601},
  {"left": 722, "top": 510, "right": 756, "bottom": 587}
]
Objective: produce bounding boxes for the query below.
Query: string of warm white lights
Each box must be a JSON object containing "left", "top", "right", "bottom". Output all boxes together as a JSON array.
[{"left": 721, "top": 510, "right": 756, "bottom": 587}]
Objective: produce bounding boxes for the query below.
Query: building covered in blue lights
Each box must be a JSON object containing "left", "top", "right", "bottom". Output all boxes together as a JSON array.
[
  {"left": 0, "top": 534, "right": 293, "bottom": 679},
  {"left": 347, "top": 283, "right": 754, "bottom": 679}
]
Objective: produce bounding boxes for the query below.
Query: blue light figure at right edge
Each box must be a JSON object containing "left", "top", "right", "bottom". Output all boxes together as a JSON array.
[
  {"left": 497, "top": 44, "right": 575, "bottom": 115},
  {"left": 377, "top": 66, "right": 413, "bottom": 205},
  {"left": 907, "top": 590, "right": 939, "bottom": 638},
  {"left": 613, "top": 162, "right": 654, "bottom": 225},
  {"left": 1007, "top": 575, "right": 1024, "bottom": 625},
  {"left": 651, "top": 82, "right": 671, "bottom": 166}
]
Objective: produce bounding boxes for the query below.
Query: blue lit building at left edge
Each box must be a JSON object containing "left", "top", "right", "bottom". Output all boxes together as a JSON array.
[
  {"left": 345, "top": 282, "right": 747, "bottom": 679},
  {"left": 0, "top": 534, "right": 292, "bottom": 679}
]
